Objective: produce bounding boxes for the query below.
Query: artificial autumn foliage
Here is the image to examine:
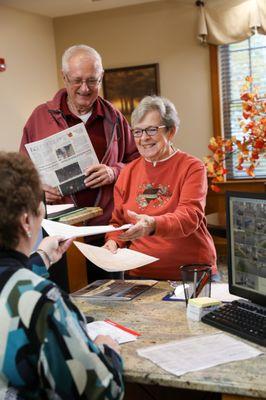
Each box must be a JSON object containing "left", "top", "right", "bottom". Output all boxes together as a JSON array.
[{"left": 204, "top": 76, "right": 266, "bottom": 192}]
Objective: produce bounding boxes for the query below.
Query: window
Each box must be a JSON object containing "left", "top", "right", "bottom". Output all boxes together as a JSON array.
[{"left": 218, "top": 34, "right": 266, "bottom": 179}]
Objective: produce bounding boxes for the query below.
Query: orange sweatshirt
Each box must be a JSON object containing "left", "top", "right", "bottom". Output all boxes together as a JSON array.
[{"left": 106, "top": 151, "right": 217, "bottom": 280}]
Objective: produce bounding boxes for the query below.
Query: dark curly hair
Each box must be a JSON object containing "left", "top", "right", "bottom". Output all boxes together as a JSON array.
[{"left": 0, "top": 152, "right": 43, "bottom": 249}]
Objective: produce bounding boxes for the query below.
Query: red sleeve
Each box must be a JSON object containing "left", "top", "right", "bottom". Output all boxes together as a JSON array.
[
  {"left": 110, "top": 113, "right": 139, "bottom": 181},
  {"left": 19, "top": 124, "right": 30, "bottom": 155},
  {"left": 155, "top": 162, "right": 208, "bottom": 239}
]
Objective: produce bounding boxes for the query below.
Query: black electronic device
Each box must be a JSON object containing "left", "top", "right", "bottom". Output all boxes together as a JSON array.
[
  {"left": 85, "top": 315, "right": 95, "bottom": 323},
  {"left": 202, "top": 191, "right": 266, "bottom": 346}
]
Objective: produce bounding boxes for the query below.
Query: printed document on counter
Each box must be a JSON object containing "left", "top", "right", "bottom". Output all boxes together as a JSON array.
[
  {"left": 74, "top": 241, "right": 159, "bottom": 271},
  {"left": 137, "top": 333, "right": 263, "bottom": 377},
  {"left": 41, "top": 218, "right": 131, "bottom": 239},
  {"left": 86, "top": 319, "right": 140, "bottom": 344}
]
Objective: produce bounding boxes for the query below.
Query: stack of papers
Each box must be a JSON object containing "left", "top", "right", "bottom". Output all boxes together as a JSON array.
[{"left": 86, "top": 319, "right": 140, "bottom": 344}]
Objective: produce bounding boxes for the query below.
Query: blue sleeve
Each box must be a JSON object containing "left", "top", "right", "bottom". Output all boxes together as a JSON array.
[
  {"left": 33, "top": 285, "right": 124, "bottom": 399},
  {"left": 29, "top": 252, "right": 49, "bottom": 278}
]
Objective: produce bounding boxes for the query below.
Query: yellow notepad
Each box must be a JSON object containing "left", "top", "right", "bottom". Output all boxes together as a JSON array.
[{"left": 188, "top": 297, "right": 221, "bottom": 308}]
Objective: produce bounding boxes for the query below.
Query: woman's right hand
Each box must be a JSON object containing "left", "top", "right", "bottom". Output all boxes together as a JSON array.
[
  {"left": 38, "top": 236, "right": 73, "bottom": 267},
  {"left": 103, "top": 240, "right": 118, "bottom": 254},
  {"left": 94, "top": 334, "right": 121, "bottom": 354}
]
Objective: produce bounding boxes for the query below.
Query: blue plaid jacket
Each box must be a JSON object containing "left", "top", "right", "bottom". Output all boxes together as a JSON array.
[{"left": 0, "top": 249, "right": 124, "bottom": 399}]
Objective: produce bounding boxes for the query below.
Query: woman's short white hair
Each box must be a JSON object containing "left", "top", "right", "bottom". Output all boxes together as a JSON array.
[
  {"left": 62, "top": 44, "right": 103, "bottom": 73},
  {"left": 131, "top": 96, "right": 180, "bottom": 133}
]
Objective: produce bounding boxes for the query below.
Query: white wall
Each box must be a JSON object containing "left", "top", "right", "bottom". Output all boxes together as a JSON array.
[
  {"left": 54, "top": 2, "right": 213, "bottom": 160},
  {"left": 0, "top": 2, "right": 214, "bottom": 161},
  {"left": 0, "top": 5, "right": 58, "bottom": 151}
]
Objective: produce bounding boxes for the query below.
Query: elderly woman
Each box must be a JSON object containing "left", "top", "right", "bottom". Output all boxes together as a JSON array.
[
  {"left": 0, "top": 152, "right": 123, "bottom": 399},
  {"left": 105, "top": 96, "right": 217, "bottom": 280}
]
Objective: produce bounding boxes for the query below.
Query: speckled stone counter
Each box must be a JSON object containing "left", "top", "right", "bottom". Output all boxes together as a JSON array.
[{"left": 73, "top": 281, "right": 266, "bottom": 399}]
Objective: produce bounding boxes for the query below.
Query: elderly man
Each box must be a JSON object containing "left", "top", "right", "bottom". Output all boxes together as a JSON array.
[{"left": 20, "top": 44, "right": 139, "bottom": 282}]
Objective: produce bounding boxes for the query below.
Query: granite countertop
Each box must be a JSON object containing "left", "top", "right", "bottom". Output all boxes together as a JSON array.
[{"left": 74, "top": 281, "right": 266, "bottom": 398}]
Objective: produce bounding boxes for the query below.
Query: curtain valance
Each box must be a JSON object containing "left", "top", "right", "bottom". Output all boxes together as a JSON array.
[{"left": 197, "top": 0, "right": 266, "bottom": 44}]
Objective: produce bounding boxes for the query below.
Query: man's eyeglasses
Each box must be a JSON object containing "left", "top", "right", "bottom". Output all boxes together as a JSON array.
[
  {"left": 65, "top": 74, "right": 102, "bottom": 89},
  {"left": 131, "top": 125, "right": 166, "bottom": 138}
]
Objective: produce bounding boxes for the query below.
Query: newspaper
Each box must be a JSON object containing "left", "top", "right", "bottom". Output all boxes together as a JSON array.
[{"left": 25, "top": 123, "right": 98, "bottom": 196}]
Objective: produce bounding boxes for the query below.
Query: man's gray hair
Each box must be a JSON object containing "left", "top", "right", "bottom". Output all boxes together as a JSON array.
[
  {"left": 62, "top": 44, "right": 103, "bottom": 73},
  {"left": 131, "top": 96, "right": 180, "bottom": 132}
]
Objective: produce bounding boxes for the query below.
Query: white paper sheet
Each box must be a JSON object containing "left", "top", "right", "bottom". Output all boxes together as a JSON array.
[
  {"left": 73, "top": 241, "right": 159, "bottom": 272},
  {"left": 169, "top": 283, "right": 241, "bottom": 303},
  {"left": 137, "top": 333, "right": 263, "bottom": 377},
  {"left": 46, "top": 204, "right": 74, "bottom": 215},
  {"left": 41, "top": 218, "right": 132, "bottom": 239},
  {"left": 86, "top": 320, "right": 139, "bottom": 344}
]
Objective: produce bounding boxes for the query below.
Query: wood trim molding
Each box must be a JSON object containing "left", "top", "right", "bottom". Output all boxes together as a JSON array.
[{"left": 209, "top": 44, "right": 222, "bottom": 138}]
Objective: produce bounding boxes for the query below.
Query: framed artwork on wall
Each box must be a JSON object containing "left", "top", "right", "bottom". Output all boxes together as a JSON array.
[{"left": 102, "top": 63, "right": 160, "bottom": 122}]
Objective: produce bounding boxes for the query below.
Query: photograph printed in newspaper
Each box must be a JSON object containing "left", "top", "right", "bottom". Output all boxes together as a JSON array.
[{"left": 25, "top": 123, "right": 99, "bottom": 196}]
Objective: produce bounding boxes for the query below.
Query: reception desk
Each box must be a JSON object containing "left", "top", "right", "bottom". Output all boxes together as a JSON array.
[{"left": 74, "top": 281, "right": 266, "bottom": 400}]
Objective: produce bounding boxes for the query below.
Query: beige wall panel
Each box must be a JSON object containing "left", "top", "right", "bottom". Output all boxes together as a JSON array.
[
  {"left": 0, "top": 5, "right": 58, "bottom": 151},
  {"left": 54, "top": 2, "right": 213, "bottom": 160}
]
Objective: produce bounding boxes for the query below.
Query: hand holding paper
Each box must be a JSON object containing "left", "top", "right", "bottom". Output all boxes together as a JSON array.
[
  {"left": 118, "top": 210, "right": 156, "bottom": 241},
  {"left": 84, "top": 164, "right": 115, "bottom": 188}
]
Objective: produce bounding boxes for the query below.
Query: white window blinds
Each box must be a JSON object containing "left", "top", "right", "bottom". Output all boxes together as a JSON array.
[{"left": 219, "top": 34, "right": 266, "bottom": 179}]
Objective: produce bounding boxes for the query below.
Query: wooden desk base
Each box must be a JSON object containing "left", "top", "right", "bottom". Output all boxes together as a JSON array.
[
  {"left": 124, "top": 382, "right": 221, "bottom": 400},
  {"left": 124, "top": 382, "right": 265, "bottom": 400},
  {"left": 223, "top": 396, "right": 264, "bottom": 400},
  {"left": 66, "top": 238, "right": 88, "bottom": 293}
]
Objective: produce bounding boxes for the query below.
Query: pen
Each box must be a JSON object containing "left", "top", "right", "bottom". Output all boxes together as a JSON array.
[
  {"left": 193, "top": 269, "right": 197, "bottom": 298},
  {"left": 195, "top": 271, "right": 210, "bottom": 297}
]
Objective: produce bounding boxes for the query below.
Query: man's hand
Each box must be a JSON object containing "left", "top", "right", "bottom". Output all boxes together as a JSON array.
[
  {"left": 119, "top": 210, "right": 156, "bottom": 241},
  {"left": 103, "top": 239, "right": 118, "bottom": 253},
  {"left": 84, "top": 164, "right": 115, "bottom": 188},
  {"left": 94, "top": 334, "right": 121, "bottom": 355},
  {"left": 38, "top": 236, "right": 73, "bottom": 267},
  {"left": 43, "top": 184, "right": 62, "bottom": 204}
]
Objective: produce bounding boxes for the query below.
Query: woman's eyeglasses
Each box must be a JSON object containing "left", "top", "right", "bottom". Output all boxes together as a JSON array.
[{"left": 131, "top": 125, "right": 166, "bottom": 138}]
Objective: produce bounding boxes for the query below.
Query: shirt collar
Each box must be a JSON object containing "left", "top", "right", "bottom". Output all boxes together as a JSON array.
[
  {"left": 0, "top": 248, "right": 30, "bottom": 269},
  {"left": 61, "top": 93, "right": 104, "bottom": 119}
]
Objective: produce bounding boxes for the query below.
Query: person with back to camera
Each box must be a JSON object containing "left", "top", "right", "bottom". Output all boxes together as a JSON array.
[
  {"left": 104, "top": 96, "right": 218, "bottom": 280},
  {"left": 0, "top": 152, "right": 124, "bottom": 399},
  {"left": 20, "top": 44, "right": 139, "bottom": 282}
]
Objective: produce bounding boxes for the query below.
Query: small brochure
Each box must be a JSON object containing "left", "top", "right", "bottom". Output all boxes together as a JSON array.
[
  {"left": 71, "top": 279, "right": 158, "bottom": 301},
  {"left": 86, "top": 319, "right": 140, "bottom": 344},
  {"left": 25, "top": 123, "right": 98, "bottom": 196}
]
